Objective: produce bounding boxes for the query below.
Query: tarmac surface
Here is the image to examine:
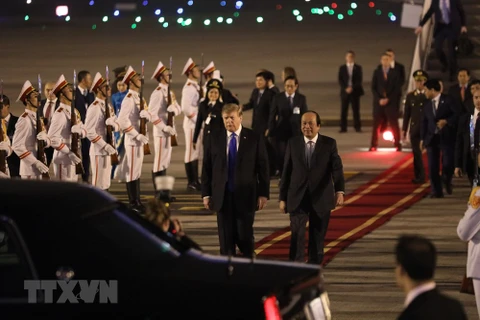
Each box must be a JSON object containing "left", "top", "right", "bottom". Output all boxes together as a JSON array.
[{"left": 1, "top": 2, "right": 478, "bottom": 318}]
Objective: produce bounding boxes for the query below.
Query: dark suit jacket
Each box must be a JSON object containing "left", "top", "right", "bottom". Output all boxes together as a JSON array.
[
  {"left": 201, "top": 127, "right": 270, "bottom": 213},
  {"left": 393, "top": 61, "right": 406, "bottom": 89},
  {"left": 455, "top": 112, "right": 478, "bottom": 170},
  {"left": 338, "top": 64, "right": 364, "bottom": 97},
  {"left": 40, "top": 99, "right": 60, "bottom": 127},
  {"left": 371, "top": 66, "right": 402, "bottom": 109},
  {"left": 193, "top": 100, "right": 224, "bottom": 144},
  {"left": 280, "top": 134, "right": 344, "bottom": 215},
  {"left": 243, "top": 88, "right": 276, "bottom": 136},
  {"left": 420, "top": 0, "right": 466, "bottom": 37},
  {"left": 6, "top": 113, "right": 20, "bottom": 178},
  {"left": 421, "top": 94, "right": 458, "bottom": 147},
  {"left": 270, "top": 85, "right": 280, "bottom": 95},
  {"left": 448, "top": 84, "right": 472, "bottom": 114},
  {"left": 222, "top": 89, "right": 239, "bottom": 105},
  {"left": 397, "top": 289, "right": 467, "bottom": 320},
  {"left": 74, "top": 88, "right": 95, "bottom": 122},
  {"left": 268, "top": 91, "right": 308, "bottom": 140}
]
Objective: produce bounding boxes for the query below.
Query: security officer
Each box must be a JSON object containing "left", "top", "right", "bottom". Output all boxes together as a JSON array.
[
  {"left": 402, "top": 70, "right": 428, "bottom": 184},
  {"left": 142, "top": 61, "right": 181, "bottom": 202}
]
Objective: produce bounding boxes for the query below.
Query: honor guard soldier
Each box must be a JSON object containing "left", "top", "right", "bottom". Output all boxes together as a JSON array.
[
  {"left": 0, "top": 96, "right": 13, "bottom": 178},
  {"left": 181, "top": 58, "right": 202, "bottom": 190},
  {"left": 38, "top": 75, "right": 83, "bottom": 181},
  {"left": 84, "top": 72, "right": 118, "bottom": 191},
  {"left": 201, "top": 61, "right": 216, "bottom": 100},
  {"left": 403, "top": 70, "right": 428, "bottom": 184},
  {"left": 12, "top": 81, "right": 49, "bottom": 179},
  {"left": 141, "top": 61, "right": 181, "bottom": 202},
  {"left": 116, "top": 66, "right": 149, "bottom": 213}
]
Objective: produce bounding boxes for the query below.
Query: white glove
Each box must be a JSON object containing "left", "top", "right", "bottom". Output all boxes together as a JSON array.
[
  {"left": 33, "top": 160, "right": 49, "bottom": 173},
  {"left": 37, "top": 131, "right": 49, "bottom": 142},
  {"left": 140, "top": 110, "right": 152, "bottom": 121},
  {"left": 162, "top": 126, "right": 176, "bottom": 136},
  {"left": 105, "top": 117, "right": 117, "bottom": 127},
  {"left": 68, "top": 152, "right": 81, "bottom": 165},
  {"left": 167, "top": 104, "right": 179, "bottom": 115},
  {"left": 135, "top": 134, "right": 149, "bottom": 144},
  {"left": 71, "top": 123, "right": 84, "bottom": 135},
  {"left": 103, "top": 144, "right": 117, "bottom": 155},
  {"left": 0, "top": 171, "right": 8, "bottom": 178},
  {"left": 0, "top": 141, "right": 10, "bottom": 152}
]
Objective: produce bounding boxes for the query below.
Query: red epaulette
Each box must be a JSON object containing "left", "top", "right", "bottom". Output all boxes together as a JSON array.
[
  {"left": 57, "top": 108, "right": 63, "bottom": 113},
  {"left": 21, "top": 112, "right": 28, "bottom": 118}
]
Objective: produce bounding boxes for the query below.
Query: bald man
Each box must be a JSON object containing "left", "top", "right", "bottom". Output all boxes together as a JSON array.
[{"left": 40, "top": 81, "right": 59, "bottom": 166}]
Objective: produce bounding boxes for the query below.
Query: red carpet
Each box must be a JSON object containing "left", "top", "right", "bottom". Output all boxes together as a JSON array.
[{"left": 255, "top": 153, "right": 430, "bottom": 266}]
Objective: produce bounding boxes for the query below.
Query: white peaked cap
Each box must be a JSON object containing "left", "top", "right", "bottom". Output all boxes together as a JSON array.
[
  {"left": 151, "top": 61, "right": 167, "bottom": 80},
  {"left": 182, "top": 58, "right": 196, "bottom": 76},
  {"left": 154, "top": 176, "right": 175, "bottom": 191},
  {"left": 51, "top": 74, "right": 69, "bottom": 97},
  {"left": 16, "top": 80, "right": 36, "bottom": 102},
  {"left": 203, "top": 61, "right": 215, "bottom": 75},
  {"left": 90, "top": 72, "right": 106, "bottom": 92},
  {"left": 212, "top": 70, "right": 222, "bottom": 82},
  {"left": 122, "top": 66, "right": 137, "bottom": 85}
]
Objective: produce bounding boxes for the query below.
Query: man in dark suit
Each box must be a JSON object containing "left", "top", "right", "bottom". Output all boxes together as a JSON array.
[
  {"left": 202, "top": 103, "right": 269, "bottom": 257},
  {"left": 74, "top": 70, "right": 95, "bottom": 182},
  {"left": 448, "top": 68, "right": 472, "bottom": 114},
  {"left": 39, "top": 81, "right": 58, "bottom": 166},
  {"left": 403, "top": 70, "right": 428, "bottom": 184},
  {"left": 280, "top": 111, "right": 345, "bottom": 264},
  {"left": 0, "top": 95, "right": 20, "bottom": 178},
  {"left": 395, "top": 235, "right": 467, "bottom": 320},
  {"left": 268, "top": 76, "right": 308, "bottom": 176},
  {"left": 421, "top": 79, "right": 458, "bottom": 197},
  {"left": 455, "top": 88, "right": 480, "bottom": 185},
  {"left": 338, "top": 50, "right": 364, "bottom": 133},
  {"left": 370, "top": 53, "right": 403, "bottom": 151},
  {"left": 416, "top": 0, "right": 467, "bottom": 80}
]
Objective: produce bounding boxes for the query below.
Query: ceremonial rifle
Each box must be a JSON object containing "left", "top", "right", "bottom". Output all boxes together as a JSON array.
[
  {"left": 167, "top": 56, "right": 178, "bottom": 147},
  {"left": 198, "top": 53, "right": 204, "bottom": 100},
  {"left": 71, "top": 70, "right": 85, "bottom": 175},
  {"left": 139, "top": 60, "right": 151, "bottom": 155},
  {"left": 105, "top": 66, "right": 119, "bottom": 165},
  {"left": 36, "top": 75, "right": 50, "bottom": 179},
  {"left": 0, "top": 80, "right": 6, "bottom": 174}
]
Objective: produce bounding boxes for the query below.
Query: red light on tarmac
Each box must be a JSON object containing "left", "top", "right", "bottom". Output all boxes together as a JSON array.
[
  {"left": 383, "top": 130, "right": 394, "bottom": 142},
  {"left": 368, "top": 2, "right": 375, "bottom": 8},
  {"left": 264, "top": 296, "right": 281, "bottom": 320},
  {"left": 331, "top": 2, "right": 338, "bottom": 9}
]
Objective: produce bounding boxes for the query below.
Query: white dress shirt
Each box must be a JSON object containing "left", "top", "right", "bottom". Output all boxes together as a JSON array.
[{"left": 404, "top": 282, "right": 436, "bottom": 307}]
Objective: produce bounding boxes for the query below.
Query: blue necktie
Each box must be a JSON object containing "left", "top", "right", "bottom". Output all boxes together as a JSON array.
[
  {"left": 441, "top": 0, "right": 450, "bottom": 24},
  {"left": 228, "top": 132, "right": 237, "bottom": 192}
]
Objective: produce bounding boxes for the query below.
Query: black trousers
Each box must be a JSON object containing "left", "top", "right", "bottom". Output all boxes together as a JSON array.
[
  {"left": 289, "top": 194, "right": 330, "bottom": 264},
  {"left": 410, "top": 135, "right": 425, "bottom": 180},
  {"left": 45, "top": 146, "right": 54, "bottom": 167},
  {"left": 370, "top": 106, "right": 401, "bottom": 147},
  {"left": 81, "top": 138, "right": 91, "bottom": 182},
  {"left": 340, "top": 93, "right": 361, "bottom": 131},
  {"left": 217, "top": 190, "right": 255, "bottom": 257},
  {"left": 426, "top": 136, "right": 454, "bottom": 196},
  {"left": 269, "top": 137, "right": 288, "bottom": 175},
  {"left": 434, "top": 23, "right": 458, "bottom": 75}
]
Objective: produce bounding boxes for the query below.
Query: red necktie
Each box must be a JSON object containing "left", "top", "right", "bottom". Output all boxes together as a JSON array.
[{"left": 45, "top": 101, "right": 53, "bottom": 129}]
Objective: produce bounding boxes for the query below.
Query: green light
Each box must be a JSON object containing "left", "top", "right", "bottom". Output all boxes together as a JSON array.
[
  {"left": 376, "top": 9, "right": 381, "bottom": 15},
  {"left": 338, "top": 14, "right": 344, "bottom": 20},
  {"left": 162, "top": 22, "right": 169, "bottom": 28},
  {"left": 177, "top": 17, "right": 184, "bottom": 23},
  {"left": 24, "top": 15, "right": 29, "bottom": 21},
  {"left": 328, "top": 9, "right": 334, "bottom": 15},
  {"left": 181, "top": 21, "right": 186, "bottom": 26},
  {"left": 347, "top": 10, "right": 353, "bottom": 15},
  {"left": 158, "top": 17, "right": 165, "bottom": 23},
  {"left": 65, "top": 16, "right": 71, "bottom": 22},
  {"left": 131, "top": 23, "right": 137, "bottom": 29},
  {"left": 293, "top": 9, "right": 300, "bottom": 16},
  {"left": 102, "top": 16, "right": 108, "bottom": 22},
  {"left": 204, "top": 19, "right": 211, "bottom": 25},
  {"left": 351, "top": 2, "right": 357, "bottom": 9},
  {"left": 256, "top": 16, "right": 263, "bottom": 23},
  {"left": 217, "top": 16, "right": 223, "bottom": 23},
  {"left": 296, "top": 15, "right": 303, "bottom": 21},
  {"left": 92, "top": 24, "right": 97, "bottom": 30},
  {"left": 311, "top": 8, "right": 318, "bottom": 14},
  {"left": 388, "top": 12, "right": 393, "bottom": 17},
  {"left": 135, "top": 16, "right": 141, "bottom": 22},
  {"left": 226, "top": 18, "right": 233, "bottom": 24},
  {"left": 323, "top": 6, "right": 329, "bottom": 11},
  {"left": 234, "top": 12, "right": 240, "bottom": 17},
  {"left": 184, "top": 18, "right": 192, "bottom": 26},
  {"left": 318, "top": 9, "right": 324, "bottom": 14}
]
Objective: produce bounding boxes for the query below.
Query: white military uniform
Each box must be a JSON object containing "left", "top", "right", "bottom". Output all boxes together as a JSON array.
[
  {"left": 149, "top": 83, "right": 181, "bottom": 172},
  {"left": 457, "top": 186, "right": 480, "bottom": 318},
  {"left": 85, "top": 97, "right": 118, "bottom": 190},
  {"left": 12, "top": 109, "right": 42, "bottom": 179},
  {"left": 182, "top": 78, "right": 202, "bottom": 163},
  {"left": 117, "top": 89, "right": 147, "bottom": 182},
  {"left": 0, "top": 118, "right": 12, "bottom": 177},
  {"left": 48, "top": 103, "right": 83, "bottom": 182}
]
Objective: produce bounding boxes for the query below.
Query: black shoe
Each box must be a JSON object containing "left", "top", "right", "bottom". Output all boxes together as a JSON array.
[
  {"left": 126, "top": 180, "right": 145, "bottom": 215},
  {"left": 411, "top": 178, "right": 424, "bottom": 184},
  {"left": 369, "top": 147, "right": 377, "bottom": 152},
  {"left": 429, "top": 193, "right": 444, "bottom": 198},
  {"left": 339, "top": 130, "right": 347, "bottom": 133},
  {"left": 356, "top": 129, "right": 362, "bottom": 133}
]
